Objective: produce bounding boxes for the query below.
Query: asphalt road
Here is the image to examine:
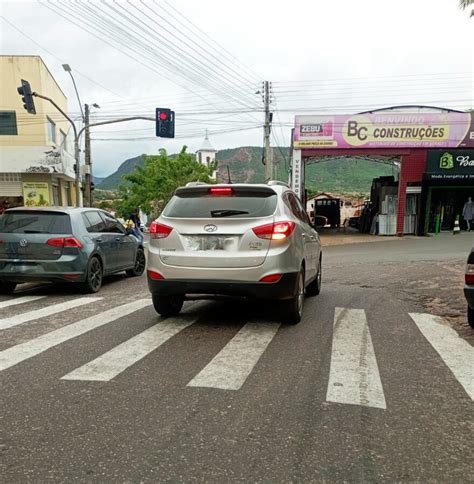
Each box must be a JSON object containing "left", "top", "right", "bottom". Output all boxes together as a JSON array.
[{"left": 1, "top": 235, "right": 473, "bottom": 482}]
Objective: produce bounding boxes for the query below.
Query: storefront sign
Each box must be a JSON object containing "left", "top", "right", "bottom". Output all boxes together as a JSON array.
[
  {"left": 22, "top": 182, "right": 51, "bottom": 207},
  {"left": 291, "top": 149, "right": 303, "bottom": 197},
  {"left": 294, "top": 112, "right": 473, "bottom": 149},
  {"left": 426, "top": 150, "right": 474, "bottom": 180}
]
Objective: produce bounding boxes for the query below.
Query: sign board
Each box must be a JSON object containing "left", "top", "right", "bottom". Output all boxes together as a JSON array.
[
  {"left": 291, "top": 149, "right": 302, "bottom": 198},
  {"left": 22, "top": 182, "right": 50, "bottom": 207},
  {"left": 425, "top": 149, "right": 474, "bottom": 181},
  {"left": 294, "top": 112, "right": 473, "bottom": 149}
]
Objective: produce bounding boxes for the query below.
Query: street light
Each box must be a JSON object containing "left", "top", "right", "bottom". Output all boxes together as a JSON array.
[{"left": 62, "top": 63, "right": 83, "bottom": 207}]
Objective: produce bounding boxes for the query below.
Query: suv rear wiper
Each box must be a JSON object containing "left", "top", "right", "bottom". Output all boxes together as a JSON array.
[
  {"left": 23, "top": 230, "right": 50, "bottom": 234},
  {"left": 210, "top": 210, "right": 249, "bottom": 217}
]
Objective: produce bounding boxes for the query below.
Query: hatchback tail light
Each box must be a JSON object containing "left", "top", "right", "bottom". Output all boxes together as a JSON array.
[
  {"left": 150, "top": 222, "right": 173, "bottom": 239},
  {"left": 47, "top": 237, "right": 82, "bottom": 248},
  {"left": 466, "top": 264, "right": 474, "bottom": 285},
  {"left": 209, "top": 187, "right": 233, "bottom": 196},
  {"left": 252, "top": 221, "right": 296, "bottom": 240}
]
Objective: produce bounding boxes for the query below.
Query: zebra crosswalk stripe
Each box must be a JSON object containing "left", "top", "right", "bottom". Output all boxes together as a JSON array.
[
  {"left": 62, "top": 317, "right": 196, "bottom": 381},
  {"left": 0, "top": 297, "right": 102, "bottom": 330},
  {"left": 326, "top": 307, "right": 386, "bottom": 409},
  {"left": 0, "top": 299, "right": 152, "bottom": 372},
  {"left": 0, "top": 295, "right": 46, "bottom": 310},
  {"left": 409, "top": 313, "right": 474, "bottom": 400},
  {"left": 188, "top": 322, "right": 280, "bottom": 391}
]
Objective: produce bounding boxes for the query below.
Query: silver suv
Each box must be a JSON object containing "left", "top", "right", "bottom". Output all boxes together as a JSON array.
[{"left": 147, "top": 182, "right": 322, "bottom": 323}]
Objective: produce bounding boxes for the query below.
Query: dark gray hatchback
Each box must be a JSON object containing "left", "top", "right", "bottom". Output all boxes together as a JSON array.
[{"left": 0, "top": 207, "right": 145, "bottom": 294}]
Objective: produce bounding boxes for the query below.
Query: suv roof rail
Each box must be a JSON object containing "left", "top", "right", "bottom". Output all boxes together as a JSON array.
[
  {"left": 267, "top": 180, "right": 290, "bottom": 188},
  {"left": 185, "top": 181, "right": 210, "bottom": 187}
]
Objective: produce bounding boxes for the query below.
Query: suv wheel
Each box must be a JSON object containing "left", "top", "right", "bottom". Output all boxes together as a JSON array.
[
  {"left": 0, "top": 281, "right": 17, "bottom": 294},
  {"left": 282, "top": 268, "right": 305, "bottom": 325},
  {"left": 468, "top": 305, "right": 474, "bottom": 328},
  {"left": 306, "top": 257, "right": 322, "bottom": 296},
  {"left": 126, "top": 248, "right": 146, "bottom": 277},
  {"left": 152, "top": 294, "right": 184, "bottom": 317},
  {"left": 81, "top": 256, "right": 103, "bottom": 293}
]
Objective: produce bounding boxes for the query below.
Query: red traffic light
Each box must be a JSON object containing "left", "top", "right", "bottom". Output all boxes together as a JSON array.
[{"left": 159, "top": 112, "right": 168, "bottom": 121}]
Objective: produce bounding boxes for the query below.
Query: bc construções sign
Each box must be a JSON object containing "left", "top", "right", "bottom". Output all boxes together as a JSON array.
[{"left": 294, "top": 112, "right": 473, "bottom": 149}]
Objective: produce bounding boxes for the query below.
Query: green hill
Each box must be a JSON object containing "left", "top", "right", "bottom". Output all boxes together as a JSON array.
[{"left": 97, "top": 147, "right": 397, "bottom": 194}]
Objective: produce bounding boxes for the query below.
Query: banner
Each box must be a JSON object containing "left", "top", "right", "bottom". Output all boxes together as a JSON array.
[
  {"left": 22, "top": 182, "right": 51, "bottom": 207},
  {"left": 425, "top": 149, "right": 474, "bottom": 181},
  {"left": 294, "top": 112, "right": 473, "bottom": 149}
]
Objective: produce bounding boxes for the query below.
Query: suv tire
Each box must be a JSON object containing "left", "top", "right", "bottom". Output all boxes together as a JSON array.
[
  {"left": 0, "top": 281, "right": 17, "bottom": 294},
  {"left": 81, "top": 256, "right": 103, "bottom": 294},
  {"left": 152, "top": 294, "right": 183, "bottom": 317},
  {"left": 306, "top": 257, "right": 322, "bottom": 296},
  {"left": 282, "top": 268, "right": 305, "bottom": 325},
  {"left": 126, "top": 248, "right": 146, "bottom": 277},
  {"left": 468, "top": 305, "right": 474, "bottom": 328}
]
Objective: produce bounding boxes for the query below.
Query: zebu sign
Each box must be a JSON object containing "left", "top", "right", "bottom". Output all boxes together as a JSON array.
[{"left": 294, "top": 112, "right": 473, "bottom": 149}]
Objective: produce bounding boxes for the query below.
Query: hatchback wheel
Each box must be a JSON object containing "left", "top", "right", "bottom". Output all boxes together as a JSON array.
[
  {"left": 126, "top": 248, "right": 146, "bottom": 277},
  {"left": 0, "top": 281, "right": 17, "bottom": 295},
  {"left": 152, "top": 294, "right": 184, "bottom": 317},
  {"left": 81, "top": 256, "right": 103, "bottom": 293},
  {"left": 282, "top": 268, "right": 305, "bottom": 324},
  {"left": 468, "top": 305, "right": 474, "bottom": 328},
  {"left": 306, "top": 257, "right": 322, "bottom": 296}
]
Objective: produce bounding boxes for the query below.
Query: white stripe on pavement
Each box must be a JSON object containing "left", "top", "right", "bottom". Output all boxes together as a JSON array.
[
  {"left": 62, "top": 317, "right": 196, "bottom": 381},
  {"left": 0, "top": 297, "right": 102, "bottom": 330},
  {"left": 326, "top": 308, "right": 386, "bottom": 409},
  {"left": 409, "top": 313, "right": 473, "bottom": 400},
  {"left": 0, "top": 299, "right": 151, "bottom": 372},
  {"left": 188, "top": 322, "right": 280, "bottom": 391},
  {"left": 0, "top": 296, "right": 46, "bottom": 310}
]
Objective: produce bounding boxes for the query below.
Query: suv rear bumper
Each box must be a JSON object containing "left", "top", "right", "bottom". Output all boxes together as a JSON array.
[
  {"left": 148, "top": 272, "right": 298, "bottom": 300},
  {"left": 464, "top": 285, "right": 474, "bottom": 308}
]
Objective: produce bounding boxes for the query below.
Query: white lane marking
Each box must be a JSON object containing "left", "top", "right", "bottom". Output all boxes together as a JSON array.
[
  {"left": 326, "top": 308, "right": 386, "bottom": 409},
  {"left": 0, "top": 295, "right": 46, "bottom": 310},
  {"left": 0, "top": 299, "right": 151, "bottom": 372},
  {"left": 0, "top": 297, "right": 102, "bottom": 330},
  {"left": 62, "top": 317, "right": 196, "bottom": 381},
  {"left": 409, "top": 313, "right": 474, "bottom": 400},
  {"left": 188, "top": 322, "right": 280, "bottom": 391}
]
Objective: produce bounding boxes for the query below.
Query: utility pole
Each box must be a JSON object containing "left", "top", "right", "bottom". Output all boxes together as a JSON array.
[
  {"left": 84, "top": 103, "right": 92, "bottom": 207},
  {"left": 263, "top": 80, "right": 273, "bottom": 182}
]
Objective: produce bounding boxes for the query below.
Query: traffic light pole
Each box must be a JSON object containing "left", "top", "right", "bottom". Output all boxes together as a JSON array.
[{"left": 33, "top": 91, "right": 155, "bottom": 207}]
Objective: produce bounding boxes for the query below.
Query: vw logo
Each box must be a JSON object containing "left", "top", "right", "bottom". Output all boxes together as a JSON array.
[
  {"left": 204, "top": 224, "right": 217, "bottom": 233},
  {"left": 19, "top": 239, "right": 28, "bottom": 248}
]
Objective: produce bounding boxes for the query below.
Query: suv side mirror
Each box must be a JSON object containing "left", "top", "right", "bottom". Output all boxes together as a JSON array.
[{"left": 125, "top": 226, "right": 134, "bottom": 235}]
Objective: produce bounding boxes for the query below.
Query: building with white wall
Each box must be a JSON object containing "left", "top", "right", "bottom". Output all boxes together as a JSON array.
[{"left": 196, "top": 132, "right": 217, "bottom": 179}]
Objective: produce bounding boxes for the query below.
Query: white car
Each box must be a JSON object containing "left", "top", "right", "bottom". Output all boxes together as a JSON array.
[{"left": 147, "top": 181, "right": 322, "bottom": 323}]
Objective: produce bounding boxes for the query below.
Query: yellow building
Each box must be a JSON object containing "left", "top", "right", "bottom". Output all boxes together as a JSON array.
[{"left": 0, "top": 55, "right": 77, "bottom": 210}]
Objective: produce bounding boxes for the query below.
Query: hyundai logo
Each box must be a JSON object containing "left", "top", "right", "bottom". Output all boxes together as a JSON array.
[
  {"left": 204, "top": 224, "right": 217, "bottom": 233},
  {"left": 19, "top": 239, "right": 28, "bottom": 248}
]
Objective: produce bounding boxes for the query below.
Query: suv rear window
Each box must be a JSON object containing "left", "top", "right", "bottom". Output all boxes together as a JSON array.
[
  {"left": 164, "top": 188, "right": 278, "bottom": 218},
  {"left": 0, "top": 211, "right": 72, "bottom": 234}
]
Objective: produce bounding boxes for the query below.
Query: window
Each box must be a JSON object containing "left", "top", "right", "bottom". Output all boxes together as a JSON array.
[
  {"left": 82, "top": 211, "right": 106, "bottom": 233},
  {"left": 64, "top": 185, "right": 72, "bottom": 206},
  {"left": 47, "top": 117, "right": 56, "bottom": 143},
  {"left": 99, "top": 212, "right": 125, "bottom": 234},
  {"left": 0, "top": 211, "right": 71, "bottom": 234},
  {"left": 60, "top": 130, "right": 67, "bottom": 151},
  {"left": 52, "top": 185, "right": 60, "bottom": 206},
  {"left": 0, "top": 111, "right": 18, "bottom": 135},
  {"left": 206, "top": 156, "right": 211, "bottom": 167}
]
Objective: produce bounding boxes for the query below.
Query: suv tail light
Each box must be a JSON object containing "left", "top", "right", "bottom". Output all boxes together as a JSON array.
[
  {"left": 466, "top": 264, "right": 474, "bottom": 285},
  {"left": 47, "top": 237, "right": 82, "bottom": 248},
  {"left": 259, "top": 274, "right": 282, "bottom": 283},
  {"left": 252, "top": 221, "right": 296, "bottom": 240},
  {"left": 148, "top": 270, "right": 164, "bottom": 280},
  {"left": 209, "top": 187, "right": 233, "bottom": 196},
  {"left": 150, "top": 222, "right": 173, "bottom": 239}
]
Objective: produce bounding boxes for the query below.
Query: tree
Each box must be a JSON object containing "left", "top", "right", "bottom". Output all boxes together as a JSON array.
[
  {"left": 459, "top": 0, "right": 474, "bottom": 16},
  {"left": 116, "top": 146, "right": 215, "bottom": 218}
]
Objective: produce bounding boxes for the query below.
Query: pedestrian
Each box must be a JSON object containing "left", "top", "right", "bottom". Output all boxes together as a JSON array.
[
  {"left": 462, "top": 197, "right": 473, "bottom": 232},
  {"left": 127, "top": 213, "right": 144, "bottom": 243}
]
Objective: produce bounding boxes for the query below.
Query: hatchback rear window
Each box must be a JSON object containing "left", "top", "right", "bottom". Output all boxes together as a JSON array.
[
  {"left": 0, "top": 211, "right": 72, "bottom": 234},
  {"left": 164, "top": 188, "right": 278, "bottom": 218}
]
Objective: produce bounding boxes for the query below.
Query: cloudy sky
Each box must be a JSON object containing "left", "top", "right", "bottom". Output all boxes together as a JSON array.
[{"left": 1, "top": 0, "right": 473, "bottom": 177}]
